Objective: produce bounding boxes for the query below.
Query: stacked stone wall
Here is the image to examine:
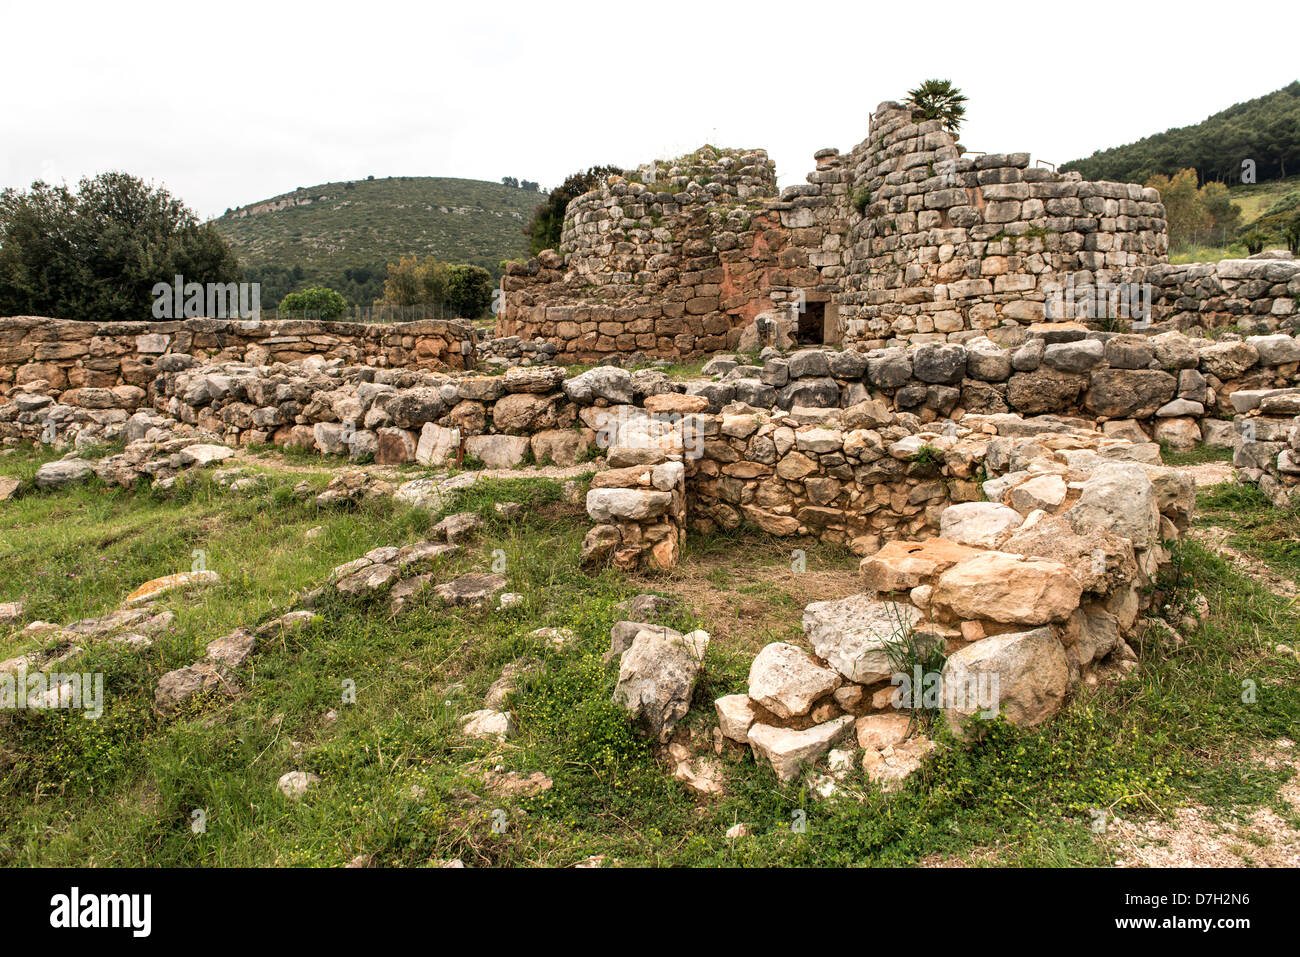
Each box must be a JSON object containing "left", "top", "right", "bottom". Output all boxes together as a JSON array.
[
  {"left": 1142, "top": 257, "right": 1300, "bottom": 333},
  {"left": 833, "top": 102, "right": 1167, "bottom": 348},
  {"left": 1228, "top": 387, "right": 1300, "bottom": 503},
  {"left": 497, "top": 99, "right": 1188, "bottom": 359},
  {"left": 7, "top": 323, "right": 1299, "bottom": 466},
  {"left": 497, "top": 148, "right": 787, "bottom": 360},
  {"left": 0, "top": 316, "right": 476, "bottom": 395}
]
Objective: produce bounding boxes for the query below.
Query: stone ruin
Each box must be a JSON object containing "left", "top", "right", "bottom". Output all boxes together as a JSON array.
[
  {"left": 497, "top": 100, "right": 1298, "bottom": 362},
  {"left": 3, "top": 92, "right": 1300, "bottom": 792},
  {"left": 5, "top": 313, "right": 1296, "bottom": 787}
]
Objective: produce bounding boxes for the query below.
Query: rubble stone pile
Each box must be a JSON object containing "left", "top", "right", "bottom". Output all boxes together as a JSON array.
[{"left": 714, "top": 435, "right": 1192, "bottom": 787}]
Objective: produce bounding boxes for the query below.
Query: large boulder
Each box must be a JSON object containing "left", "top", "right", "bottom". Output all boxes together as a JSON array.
[
  {"left": 1104, "top": 335, "right": 1156, "bottom": 370},
  {"left": 1007, "top": 368, "right": 1087, "bottom": 414},
  {"left": 154, "top": 661, "right": 234, "bottom": 714},
  {"left": 1247, "top": 334, "right": 1300, "bottom": 367},
  {"left": 1042, "top": 339, "right": 1104, "bottom": 374},
  {"left": 1000, "top": 515, "right": 1139, "bottom": 595},
  {"left": 464, "top": 434, "right": 531, "bottom": 468},
  {"left": 612, "top": 627, "right": 710, "bottom": 742},
  {"left": 1065, "top": 462, "right": 1161, "bottom": 550},
  {"left": 930, "top": 552, "right": 1082, "bottom": 625},
  {"left": 801, "top": 595, "right": 922, "bottom": 684},
  {"left": 531, "top": 429, "right": 589, "bottom": 467},
  {"left": 1199, "top": 341, "right": 1259, "bottom": 380},
  {"left": 1153, "top": 417, "right": 1202, "bottom": 452},
  {"left": 747, "top": 642, "right": 842, "bottom": 719},
  {"left": 859, "top": 538, "right": 982, "bottom": 592},
  {"left": 580, "top": 524, "right": 621, "bottom": 566},
  {"left": 34, "top": 459, "right": 93, "bottom": 489},
  {"left": 435, "top": 573, "right": 507, "bottom": 607},
  {"left": 178, "top": 444, "right": 235, "bottom": 467},
  {"left": 390, "top": 388, "right": 447, "bottom": 429},
  {"left": 912, "top": 343, "right": 967, "bottom": 384},
  {"left": 416, "top": 423, "right": 460, "bottom": 466},
  {"left": 644, "top": 393, "right": 709, "bottom": 415},
  {"left": 941, "top": 626, "right": 1069, "bottom": 734},
  {"left": 503, "top": 366, "right": 565, "bottom": 394},
  {"left": 938, "top": 501, "right": 1023, "bottom": 549},
  {"left": 748, "top": 716, "right": 855, "bottom": 782},
  {"left": 374, "top": 428, "right": 417, "bottom": 465},
  {"left": 492, "top": 393, "right": 560, "bottom": 433},
  {"left": 586, "top": 488, "right": 673, "bottom": 522},
  {"left": 964, "top": 337, "right": 1012, "bottom": 382},
  {"left": 787, "top": 349, "right": 832, "bottom": 379},
  {"left": 1084, "top": 369, "right": 1177, "bottom": 418},
  {"left": 563, "top": 366, "right": 633, "bottom": 405},
  {"left": 777, "top": 377, "right": 839, "bottom": 409},
  {"left": 866, "top": 349, "right": 913, "bottom": 389},
  {"left": 1150, "top": 331, "right": 1199, "bottom": 370},
  {"left": 1007, "top": 473, "right": 1068, "bottom": 514}
]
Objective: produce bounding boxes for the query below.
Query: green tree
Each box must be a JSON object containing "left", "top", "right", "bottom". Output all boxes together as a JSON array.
[
  {"left": 445, "top": 264, "right": 494, "bottom": 318},
  {"left": 381, "top": 256, "right": 424, "bottom": 306},
  {"left": 0, "top": 172, "right": 240, "bottom": 322},
  {"left": 380, "top": 257, "right": 493, "bottom": 317},
  {"left": 382, "top": 256, "right": 448, "bottom": 307},
  {"left": 1146, "top": 168, "right": 1211, "bottom": 250},
  {"left": 1197, "top": 180, "right": 1242, "bottom": 238},
  {"left": 279, "top": 286, "right": 348, "bottom": 319},
  {"left": 524, "top": 165, "right": 621, "bottom": 255},
  {"left": 905, "top": 79, "right": 968, "bottom": 134}
]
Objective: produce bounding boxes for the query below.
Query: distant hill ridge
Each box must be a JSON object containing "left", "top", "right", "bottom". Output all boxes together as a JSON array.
[
  {"left": 1061, "top": 81, "right": 1300, "bottom": 186},
  {"left": 213, "top": 175, "right": 544, "bottom": 306}
]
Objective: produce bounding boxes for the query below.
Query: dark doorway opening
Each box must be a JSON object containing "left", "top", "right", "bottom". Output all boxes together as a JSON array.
[{"left": 797, "top": 301, "right": 825, "bottom": 345}]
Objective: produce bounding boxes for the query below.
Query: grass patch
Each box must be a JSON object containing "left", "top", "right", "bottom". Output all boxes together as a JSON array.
[
  {"left": 1197, "top": 481, "right": 1300, "bottom": 582},
  {"left": 1160, "top": 443, "right": 1234, "bottom": 466},
  {"left": 1, "top": 443, "right": 1297, "bottom": 866}
]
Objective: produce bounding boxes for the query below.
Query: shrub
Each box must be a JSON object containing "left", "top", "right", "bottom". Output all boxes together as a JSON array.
[
  {"left": 523, "top": 165, "right": 622, "bottom": 255},
  {"left": 279, "top": 286, "right": 348, "bottom": 319},
  {"left": 1241, "top": 229, "right": 1273, "bottom": 255}
]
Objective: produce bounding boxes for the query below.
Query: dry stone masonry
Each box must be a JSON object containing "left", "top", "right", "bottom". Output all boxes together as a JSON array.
[
  {"left": 497, "top": 95, "right": 1298, "bottom": 363},
  {"left": 5, "top": 327, "right": 1298, "bottom": 519},
  {"left": 713, "top": 424, "right": 1193, "bottom": 787},
  {"left": 0, "top": 315, "right": 475, "bottom": 393},
  {"left": 1144, "top": 258, "right": 1300, "bottom": 334},
  {"left": 497, "top": 147, "right": 788, "bottom": 359}
]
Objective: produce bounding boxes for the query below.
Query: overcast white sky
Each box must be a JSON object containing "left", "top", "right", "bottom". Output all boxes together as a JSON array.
[{"left": 2, "top": 1, "right": 1296, "bottom": 221}]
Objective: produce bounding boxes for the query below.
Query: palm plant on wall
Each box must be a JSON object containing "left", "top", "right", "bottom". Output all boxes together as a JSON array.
[{"left": 905, "top": 79, "right": 968, "bottom": 134}]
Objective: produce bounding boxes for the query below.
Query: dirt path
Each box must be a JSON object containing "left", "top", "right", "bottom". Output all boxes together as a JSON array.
[
  {"left": 1191, "top": 525, "right": 1299, "bottom": 598},
  {"left": 1105, "top": 739, "right": 1300, "bottom": 867},
  {"left": 1163, "top": 458, "right": 1298, "bottom": 597},
  {"left": 917, "top": 740, "right": 1300, "bottom": 868},
  {"left": 1179, "top": 461, "right": 1235, "bottom": 489}
]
